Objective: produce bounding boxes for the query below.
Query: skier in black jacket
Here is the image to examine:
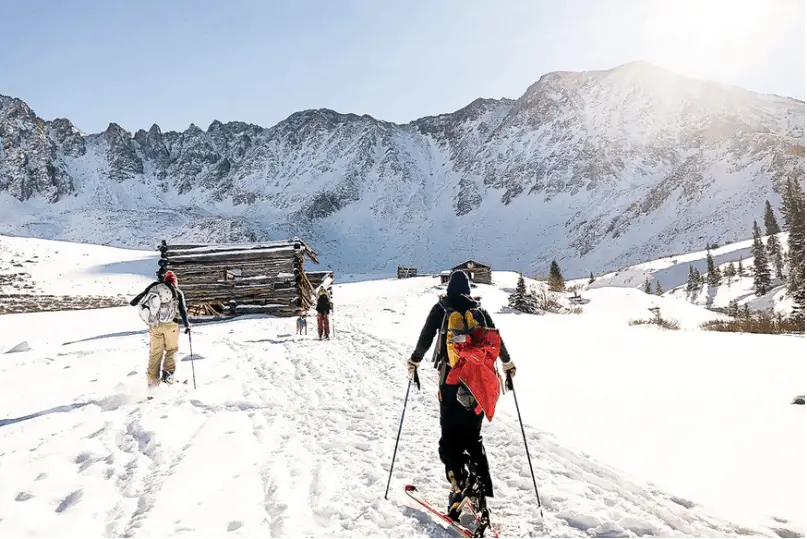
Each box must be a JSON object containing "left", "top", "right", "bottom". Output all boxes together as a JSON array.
[
  {"left": 315, "top": 289, "right": 332, "bottom": 339},
  {"left": 407, "top": 270, "right": 516, "bottom": 521}
]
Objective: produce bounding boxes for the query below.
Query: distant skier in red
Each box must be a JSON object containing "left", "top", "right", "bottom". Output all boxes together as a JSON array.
[{"left": 316, "top": 289, "right": 332, "bottom": 339}]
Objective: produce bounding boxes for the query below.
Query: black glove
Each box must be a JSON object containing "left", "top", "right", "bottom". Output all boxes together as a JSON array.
[{"left": 185, "top": 325, "right": 192, "bottom": 335}]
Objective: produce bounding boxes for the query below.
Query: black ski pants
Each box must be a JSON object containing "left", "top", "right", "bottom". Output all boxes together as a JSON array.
[{"left": 438, "top": 383, "right": 494, "bottom": 497}]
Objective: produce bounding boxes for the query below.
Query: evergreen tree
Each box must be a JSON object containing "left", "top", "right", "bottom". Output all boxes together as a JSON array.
[
  {"left": 743, "top": 303, "right": 751, "bottom": 320},
  {"left": 686, "top": 265, "right": 696, "bottom": 292},
  {"left": 783, "top": 178, "right": 805, "bottom": 321},
  {"left": 763, "top": 199, "right": 781, "bottom": 236},
  {"left": 725, "top": 262, "right": 736, "bottom": 278},
  {"left": 508, "top": 273, "right": 540, "bottom": 314},
  {"left": 693, "top": 267, "right": 702, "bottom": 288},
  {"left": 516, "top": 272, "right": 527, "bottom": 296},
  {"left": 548, "top": 260, "right": 565, "bottom": 292},
  {"left": 752, "top": 220, "right": 772, "bottom": 295},
  {"left": 655, "top": 281, "right": 663, "bottom": 296},
  {"left": 727, "top": 299, "right": 739, "bottom": 318},
  {"left": 706, "top": 249, "right": 721, "bottom": 287},
  {"left": 589, "top": 272, "right": 595, "bottom": 285},
  {"left": 643, "top": 276, "right": 652, "bottom": 294},
  {"left": 766, "top": 233, "right": 785, "bottom": 280},
  {"left": 737, "top": 258, "right": 744, "bottom": 276}
]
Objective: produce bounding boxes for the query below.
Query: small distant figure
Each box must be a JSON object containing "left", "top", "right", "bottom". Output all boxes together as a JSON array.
[
  {"left": 296, "top": 312, "right": 307, "bottom": 335},
  {"left": 316, "top": 289, "right": 332, "bottom": 340}
]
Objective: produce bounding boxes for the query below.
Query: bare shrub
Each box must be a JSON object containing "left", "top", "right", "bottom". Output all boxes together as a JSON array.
[
  {"left": 701, "top": 310, "right": 804, "bottom": 334},
  {"left": 629, "top": 317, "right": 681, "bottom": 330}
]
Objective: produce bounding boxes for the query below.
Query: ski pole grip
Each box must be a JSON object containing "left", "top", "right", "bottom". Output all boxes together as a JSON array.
[
  {"left": 413, "top": 370, "right": 421, "bottom": 391},
  {"left": 506, "top": 372, "right": 514, "bottom": 391}
]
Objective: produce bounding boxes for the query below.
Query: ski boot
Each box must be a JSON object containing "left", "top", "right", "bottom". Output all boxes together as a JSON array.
[
  {"left": 464, "top": 469, "right": 491, "bottom": 537},
  {"left": 446, "top": 471, "right": 466, "bottom": 522},
  {"left": 161, "top": 370, "right": 175, "bottom": 385}
]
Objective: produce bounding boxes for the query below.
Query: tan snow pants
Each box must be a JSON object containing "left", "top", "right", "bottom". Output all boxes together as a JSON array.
[{"left": 148, "top": 322, "right": 179, "bottom": 386}]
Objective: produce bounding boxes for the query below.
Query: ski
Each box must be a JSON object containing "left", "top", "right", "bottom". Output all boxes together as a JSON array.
[{"left": 403, "top": 485, "right": 498, "bottom": 538}]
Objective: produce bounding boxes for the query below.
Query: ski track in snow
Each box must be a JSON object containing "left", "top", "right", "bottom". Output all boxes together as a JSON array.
[{"left": 0, "top": 278, "right": 803, "bottom": 537}]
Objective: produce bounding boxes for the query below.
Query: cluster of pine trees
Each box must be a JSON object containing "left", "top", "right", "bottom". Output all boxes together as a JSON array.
[
  {"left": 510, "top": 260, "right": 567, "bottom": 314},
  {"left": 749, "top": 185, "right": 804, "bottom": 317},
  {"left": 780, "top": 179, "right": 805, "bottom": 322},
  {"left": 642, "top": 276, "right": 663, "bottom": 295},
  {"left": 700, "top": 180, "right": 804, "bottom": 323}
]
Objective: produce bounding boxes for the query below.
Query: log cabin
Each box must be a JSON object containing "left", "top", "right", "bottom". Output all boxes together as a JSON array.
[{"left": 156, "top": 239, "right": 326, "bottom": 318}]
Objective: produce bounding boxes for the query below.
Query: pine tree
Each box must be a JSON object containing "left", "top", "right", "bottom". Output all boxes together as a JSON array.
[
  {"left": 752, "top": 220, "right": 772, "bottom": 295},
  {"left": 548, "top": 260, "right": 565, "bottom": 292},
  {"left": 743, "top": 303, "right": 751, "bottom": 320},
  {"left": 706, "top": 249, "right": 721, "bottom": 287},
  {"left": 687, "top": 265, "right": 696, "bottom": 292},
  {"left": 725, "top": 262, "right": 736, "bottom": 278},
  {"left": 783, "top": 178, "right": 805, "bottom": 321},
  {"left": 728, "top": 299, "right": 739, "bottom": 318},
  {"left": 508, "top": 273, "right": 539, "bottom": 314},
  {"left": 766, "top": 233, "right": 785, "bottom": 280},
  {"left": 693, "top": 267, "right": 702, "bottom": 288},
  {"left": 655, "top": 281, "right": 663, "bottom": 296},
  {"left": 516, "top": 272, "right": 527, "bottom": 296},
  {"left": 589, "top": 272, "right": 595, "bottom": 285},
  {"left": 737, "top": 258, "right": 744, "bottom": 276},
  {"left": 643, "top": 276, "right": 652, "bottom": 294},
  {"left": 763, "top": 199, "right": 781, "bottom": 236}
]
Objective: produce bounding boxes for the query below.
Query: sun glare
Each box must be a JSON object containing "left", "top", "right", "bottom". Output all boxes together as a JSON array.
[{"left": 643, "top": 0, "right": 800, "bottom": 81}]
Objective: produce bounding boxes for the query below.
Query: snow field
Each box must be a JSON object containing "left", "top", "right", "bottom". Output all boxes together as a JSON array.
[{"left": 0, "top": 245, "right": 803, "bottom": 537}]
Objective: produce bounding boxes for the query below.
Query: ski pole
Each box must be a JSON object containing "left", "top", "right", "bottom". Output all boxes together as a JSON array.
[
  {"left": 188, "top": 329, "right": 197, "bottom": 390},
  {"left": 507, "top": 373, "right": 543, "bottom": 517},
  {"left": 384, "top": 369, "right": 420, "bottom": 499}
]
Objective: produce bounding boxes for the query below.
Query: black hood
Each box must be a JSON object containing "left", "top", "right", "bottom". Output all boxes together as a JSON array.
[{"left": 442, "top": 293, "right": 479, "bottom": 312}]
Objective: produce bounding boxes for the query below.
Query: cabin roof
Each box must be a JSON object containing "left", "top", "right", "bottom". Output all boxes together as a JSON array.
[{"left": 451, "top": 260, "right": 491, "bottom": 271}]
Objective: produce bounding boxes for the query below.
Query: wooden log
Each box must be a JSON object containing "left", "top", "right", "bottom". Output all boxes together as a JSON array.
[
  {"left": 161, "top": 248, "right": 300, "bottom": 265},
  {"left": 169, "top": 266, "right": 295, "bottom": 283},
  {"left": 160, "top": 238, "right": 319, "bottom": 261}
]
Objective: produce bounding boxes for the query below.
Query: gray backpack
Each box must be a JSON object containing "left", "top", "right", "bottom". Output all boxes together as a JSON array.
[{"left": 137, "top": 283, "right": 177, "bottom": 327}]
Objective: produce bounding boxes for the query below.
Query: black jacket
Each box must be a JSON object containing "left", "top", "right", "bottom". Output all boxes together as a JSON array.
[
  {"left": 316, "top": 293, "right": 332, "bottom": 315},
  {"left": 411, "top": 294, "right": 511, "bottom": 366},
  {"left": 130, "top": 281, "right": 190, "bottom": 327}
]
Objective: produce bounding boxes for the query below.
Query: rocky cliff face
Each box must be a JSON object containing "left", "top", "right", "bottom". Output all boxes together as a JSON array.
[{"left": 0, "top": 62, "right": 803, "bottom": 275}]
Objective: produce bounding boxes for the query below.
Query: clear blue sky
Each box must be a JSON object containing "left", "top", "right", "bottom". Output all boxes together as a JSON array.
[{"left": 1, "top": 0, "right": 803, "bottom": 134}]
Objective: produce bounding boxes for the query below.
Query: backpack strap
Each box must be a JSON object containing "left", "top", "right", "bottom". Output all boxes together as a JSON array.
[{"left": 432, "top": 298, "right": 450, "bottom": 369}]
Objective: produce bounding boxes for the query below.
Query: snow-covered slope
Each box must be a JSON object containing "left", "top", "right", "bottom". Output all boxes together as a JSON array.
[
  {"left": 0, "top": 234, "right": 156, "bottom": 297},
  {"left": 589, "top": 233, "right": 794, "bottom": 313},
  {"left": 0, "top": 240, "right": 803, "bottom": 537},
  {"left": 1, "top": 62, "right": 804, "bottom": 277}
]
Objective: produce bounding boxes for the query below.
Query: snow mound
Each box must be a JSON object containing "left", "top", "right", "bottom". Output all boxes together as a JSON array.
[{"left": 4, "top": 341, "right": 31, "bottom": 353}]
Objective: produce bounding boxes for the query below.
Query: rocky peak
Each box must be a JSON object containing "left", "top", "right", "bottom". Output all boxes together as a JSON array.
[
  {"left": 103, "top": 123, "right": 143, "bottom": 181},
  {"left": 134, "top": 123, "right": 169, "bottom": 169},
  {"left": 47, "top": 118, "right": 86, "bottom": 157}
]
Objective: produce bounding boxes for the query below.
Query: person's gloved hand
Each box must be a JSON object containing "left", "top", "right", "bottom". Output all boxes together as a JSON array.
[
  {"left": 185, "top": 325, "right": 192, "bottom": 335},
  {"left": 407, "top": 357, "right": 420, "bottom": 378},
  {"left": 502, "top": 360, "right": 516, "bottom": 378}
]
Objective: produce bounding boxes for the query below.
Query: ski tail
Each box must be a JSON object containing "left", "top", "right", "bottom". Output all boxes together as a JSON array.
[{"left": 403, "top": 485, "right": 498, "bottom": 538}]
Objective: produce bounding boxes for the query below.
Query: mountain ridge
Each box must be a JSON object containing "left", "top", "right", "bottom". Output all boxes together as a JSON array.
[{"left": 1, "top": 61, "right": 804, "bottom": 276}]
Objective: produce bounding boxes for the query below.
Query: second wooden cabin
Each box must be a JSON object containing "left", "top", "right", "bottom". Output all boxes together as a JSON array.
[{"left": 441, "top": 260, "right": 493, "bottom": 285}]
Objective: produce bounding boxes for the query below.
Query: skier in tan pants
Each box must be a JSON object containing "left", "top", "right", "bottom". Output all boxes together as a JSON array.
[{"left": 130, "top": 271, "right": 191, "bottom": 387}]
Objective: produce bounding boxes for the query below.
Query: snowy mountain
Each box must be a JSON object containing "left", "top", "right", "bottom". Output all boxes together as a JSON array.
[
  {"left": 1, "top": 62, "right": 804, "bottom": 275},
  {"left": 0, "top": 236, "right": 804, "bottom": 537}
]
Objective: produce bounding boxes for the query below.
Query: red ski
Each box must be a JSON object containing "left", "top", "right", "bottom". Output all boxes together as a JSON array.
[{"left": 404, "top": 485, "right": 499, "bottom": 538}]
